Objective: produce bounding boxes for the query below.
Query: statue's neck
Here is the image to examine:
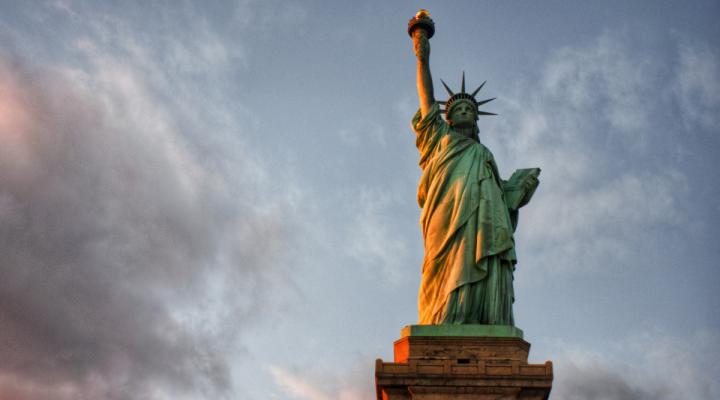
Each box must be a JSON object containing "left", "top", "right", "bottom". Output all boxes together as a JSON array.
[{"left": 454, "top": 125, "right": 480, "bottom": 142}]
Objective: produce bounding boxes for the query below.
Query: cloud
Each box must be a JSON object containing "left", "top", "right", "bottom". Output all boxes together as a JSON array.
[
  {"left": 551, "top": 330, "right": 720, "bottom": 399},
  {"left": 268, "top": 367, "right": 334, "bottom": 400},
  {"left": 0, "top": 27, "right": 292, "bottom": 400},
  {"left": 267, "top": 360, "right": 374, "bottom": 400},
  {"left": 233, "top": 0, "right": 308, "bottom": 32},
  {"left": 484, "top": 31, "right": 717, "bottom": 275},
  {"left": 339, "top": 120, "right": 388, "bottom": 148},
  {"left": 344, "top": 187, "right": 409, "bottom": 283},
  {"left": 675, "top": 42, "right": 720, "bottom": 131}
]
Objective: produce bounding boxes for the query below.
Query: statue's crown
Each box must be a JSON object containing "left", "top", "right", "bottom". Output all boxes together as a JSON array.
[{"left": 440, "top": 72, "right": 496, "bottom": 118}]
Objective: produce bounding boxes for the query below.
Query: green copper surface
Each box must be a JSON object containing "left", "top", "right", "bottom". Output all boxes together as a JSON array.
[
  {"left": 401, "top": 324, "right": 524, "bottom": 339},
  {"left": 409, "top": 10, "right": 540, "bottom": 326}
]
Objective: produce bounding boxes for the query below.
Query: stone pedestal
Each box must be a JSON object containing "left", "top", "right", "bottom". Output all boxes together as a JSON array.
[{"left": 375, "top": 325, "right": 553, "bottom": 400}]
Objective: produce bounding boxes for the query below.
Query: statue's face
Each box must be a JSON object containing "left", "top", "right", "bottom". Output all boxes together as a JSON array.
[{"left": 448, "top": 100, "right": 477, "bottom": 128}]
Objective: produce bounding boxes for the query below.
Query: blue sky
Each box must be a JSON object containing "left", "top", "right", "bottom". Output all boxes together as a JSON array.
[{"left": 0, "top": 1, "right": 718, "bottom": 399}]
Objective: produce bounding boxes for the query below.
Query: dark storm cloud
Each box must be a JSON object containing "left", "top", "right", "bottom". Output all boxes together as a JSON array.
[
  {"left": 558, "top": 362, "right": 668, "bottom": 400},
  {"left": 0, "top": 54, "right": 289, "bottom": 399},
  {"left": 550, "top": 331, "right": 720, "bottom": 400}
]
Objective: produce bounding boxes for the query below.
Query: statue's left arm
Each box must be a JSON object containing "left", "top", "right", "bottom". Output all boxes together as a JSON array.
[
  {"left": 519, "top": 175, "right": 540, "bottom": 206},
  {"left": 502, "top": 170, "right": 540, "bottom": 231},
  {"left": 502, "top": 169, "right": 540, "bottom": 210}
]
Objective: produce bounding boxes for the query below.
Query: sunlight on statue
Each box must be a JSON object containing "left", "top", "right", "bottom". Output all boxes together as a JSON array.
[{"left": 408, "top": 11, "right": 540, "bottom": 326}]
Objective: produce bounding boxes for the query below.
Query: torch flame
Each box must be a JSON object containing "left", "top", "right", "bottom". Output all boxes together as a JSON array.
[{"left": 415, "top": 9, "right": 430, "bottom": 19}]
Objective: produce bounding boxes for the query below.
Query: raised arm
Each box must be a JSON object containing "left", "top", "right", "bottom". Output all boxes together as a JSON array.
[{"left": 413, "top": 29, "right": 435, "bottom": 119}]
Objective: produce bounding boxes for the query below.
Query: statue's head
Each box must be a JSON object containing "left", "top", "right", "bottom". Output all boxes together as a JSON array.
[
  {"left": 447, "top": 99, "right": 478, "bottom": 129},
  {"left": 440, "top": 72, "right": 496, "bottom": 139}
]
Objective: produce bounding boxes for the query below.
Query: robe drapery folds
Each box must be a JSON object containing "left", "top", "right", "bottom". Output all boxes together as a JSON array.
[{"left": 413, "top": 103, "right": 517, "bottom": 325}]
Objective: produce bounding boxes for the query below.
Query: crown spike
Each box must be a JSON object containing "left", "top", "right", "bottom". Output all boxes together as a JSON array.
[
  {"left": 471, "top": 81, "right": 487, "bottom": 97},
  {"left": 441, "top": 74, "right": 496, "bottom": 117},
  {"left": 440, "top": 79, "right": 455, "bottom": 97},
  {"left": 476, "top": 97, "right": 496, "bottom": 106}
]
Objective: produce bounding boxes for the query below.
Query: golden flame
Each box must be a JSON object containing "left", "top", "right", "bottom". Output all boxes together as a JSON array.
[{"left": 415, "top": 9, "right": 430, "bottom": 19}]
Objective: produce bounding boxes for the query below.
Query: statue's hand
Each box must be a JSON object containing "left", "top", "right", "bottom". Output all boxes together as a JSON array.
[
  {"left": 523, "top": 175, "right": 539, "bottom": 193},
  {"left": 413, "top": 29, "right": 430, "bottom": 62}
]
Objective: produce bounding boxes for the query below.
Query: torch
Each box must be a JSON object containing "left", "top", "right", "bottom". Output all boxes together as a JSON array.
[{"left": 407, "top": 9, "right": 435, "bottom": 39}]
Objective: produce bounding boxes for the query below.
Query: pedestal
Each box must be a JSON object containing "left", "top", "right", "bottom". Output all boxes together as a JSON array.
[{"left": 375, "top": 325, "right": 553, "bottom": 400}]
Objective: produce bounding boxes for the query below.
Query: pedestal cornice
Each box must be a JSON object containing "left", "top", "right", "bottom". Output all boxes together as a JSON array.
[{"left": 375, "top": 325, "right": 553, "bottom": 400}]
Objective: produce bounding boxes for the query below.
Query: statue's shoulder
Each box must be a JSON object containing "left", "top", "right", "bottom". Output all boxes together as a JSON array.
[{"left": 477, "top": 142, "right": 495, "bottom": 159}]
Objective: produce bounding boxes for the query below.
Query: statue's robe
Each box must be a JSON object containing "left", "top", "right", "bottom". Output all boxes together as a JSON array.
[{"left": 413, "top": 103, "right": 520, "bottom": 325}]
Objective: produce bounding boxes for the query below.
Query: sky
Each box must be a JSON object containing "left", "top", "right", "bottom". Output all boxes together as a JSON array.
[{"left": 0, "top": 1, "right": 719, "bottom": 399}]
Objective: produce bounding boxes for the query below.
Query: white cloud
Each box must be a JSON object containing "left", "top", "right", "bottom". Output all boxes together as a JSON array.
[
  {"left": 338, "top": 120, "right": 388, "bottom": 148},
  {"left": 233, "top": 0, "right": 309, "bottom": 32},
  {"left": 484, "top": 31, "right": 712, "bottom": 275},
  {"left": 345, "top": 187, "right": 409, "bottom": 283},
  {"left": 267, "top": 364, "right": 371, "bottom": 400},
  {"left": 521, "top": 169, "right": 685, "bottom": 274},
  {"left": 268, "top": 366, "right": 334, "bottom": 400},
  {"left": 542, "top": 34, "right": 655, "bottom": 142},
  {"left": 675, "top": 42, "right": 720, "bottom": 131},
  {"left": 550, "top": 329, "right": 720, "bottom": 399},
  {"left": 0, "top": 3, "right": 299, "bottom": 398}
]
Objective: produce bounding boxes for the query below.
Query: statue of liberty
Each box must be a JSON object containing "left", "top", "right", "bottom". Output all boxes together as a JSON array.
[{"left": 408, "top": 10, "right": 540, "bottom": 326}]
